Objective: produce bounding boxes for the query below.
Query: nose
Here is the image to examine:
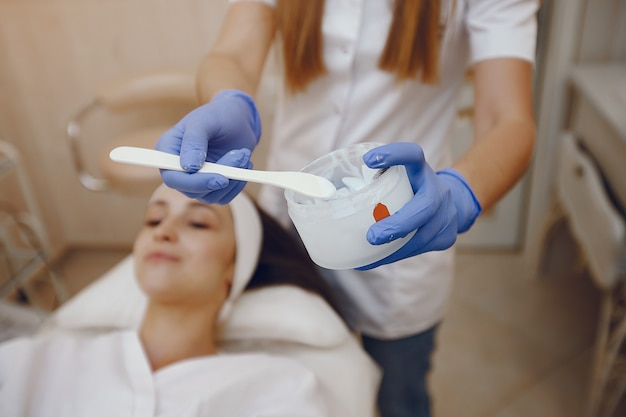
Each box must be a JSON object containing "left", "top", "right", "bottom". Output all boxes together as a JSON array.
[{"left": 153, "top": 218, "right": 178, "bottom": 242}]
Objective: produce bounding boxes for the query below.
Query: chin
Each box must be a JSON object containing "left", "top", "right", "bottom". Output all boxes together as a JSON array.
[{"left": 137, "top": 272, "right": 179, "bottom": 297}]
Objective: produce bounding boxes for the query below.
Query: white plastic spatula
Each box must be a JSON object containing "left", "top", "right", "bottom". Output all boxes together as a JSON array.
[{"left": 109, "top": 146, "right": 337, "bottom": 199}]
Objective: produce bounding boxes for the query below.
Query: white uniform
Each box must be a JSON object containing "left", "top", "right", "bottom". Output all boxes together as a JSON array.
[
  {"left": 233, "top": 0, "right": 538, "bottom": 338},
  {"left": 0, "top": 330, "right": 331, "bottom": 417}
]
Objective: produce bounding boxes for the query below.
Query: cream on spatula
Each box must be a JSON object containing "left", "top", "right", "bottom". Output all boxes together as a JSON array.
[{"left": 109, "top": 146, "right": 337, "bottom": 200}]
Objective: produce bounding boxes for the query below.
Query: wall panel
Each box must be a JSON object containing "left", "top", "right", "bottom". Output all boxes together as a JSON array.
[{"left": 0, "top": 0, "right": 230, "bottom": 255}]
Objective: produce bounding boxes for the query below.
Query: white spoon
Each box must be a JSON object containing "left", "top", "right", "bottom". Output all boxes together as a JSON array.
[{"left": 109, "top": 146, "right": 337, "bottom": 199}]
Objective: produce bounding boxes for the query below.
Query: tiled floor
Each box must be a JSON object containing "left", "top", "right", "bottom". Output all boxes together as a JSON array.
[
  {"left": 32, "top": 233, "right": 624, "bottom": 416},
  {"left": 431, "top": 250, "right": 600, "bottom": 417}
]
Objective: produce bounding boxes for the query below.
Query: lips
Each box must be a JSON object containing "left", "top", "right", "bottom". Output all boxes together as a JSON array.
[{"left": 145, "top": 251, "right": 180, "bottom": 262}]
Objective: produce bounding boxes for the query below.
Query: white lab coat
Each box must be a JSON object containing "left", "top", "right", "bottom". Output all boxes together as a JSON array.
[
  {"left": 231, "top": 0, "right": 539, "bottom": 338},
  {"left": 0, "top": 330, "right": 331, "bottom": 417}
]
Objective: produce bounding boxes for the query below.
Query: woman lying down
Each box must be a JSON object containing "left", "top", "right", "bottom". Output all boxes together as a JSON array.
[{"left": 0, "top": 184, "right": 346, "bottom": 416}]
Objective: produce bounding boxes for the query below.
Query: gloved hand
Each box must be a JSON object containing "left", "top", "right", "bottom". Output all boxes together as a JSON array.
[
  {"left": 358, "top": 142, "right": 482, "bottom": 270},
  {"left": 155, "top": 89, "right": 261, "bottom": 204},
  {"left": 162, "top": 148, "right": 253, "bottom": 204}
]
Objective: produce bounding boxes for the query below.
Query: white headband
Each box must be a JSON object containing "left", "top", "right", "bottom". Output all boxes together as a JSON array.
[{"left": 217, "top": 191, "right": 263, "bottom": 323}]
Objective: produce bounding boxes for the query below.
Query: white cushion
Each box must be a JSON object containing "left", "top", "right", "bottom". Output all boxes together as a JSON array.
[{"left": 42, "top": 255, "right": 349, "bottom": 348}]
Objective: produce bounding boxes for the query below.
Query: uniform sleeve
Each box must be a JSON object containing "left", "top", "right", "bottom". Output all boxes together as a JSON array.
[{"left": 466, "top": 0, "right": 539, "bottom": 64}]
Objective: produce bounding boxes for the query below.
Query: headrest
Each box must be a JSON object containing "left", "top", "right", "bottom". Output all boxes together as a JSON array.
[{"left": 40, "top": 256, "right": 349, "bottom": 348}]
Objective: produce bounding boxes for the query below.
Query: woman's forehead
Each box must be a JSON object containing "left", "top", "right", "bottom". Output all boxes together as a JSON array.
[{"left": 149, "top": 185, "right": 232, "bottom": 221}]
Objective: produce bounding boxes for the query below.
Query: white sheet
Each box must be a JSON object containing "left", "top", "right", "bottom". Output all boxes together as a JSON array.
[{"left": 0, "top": 330, "right": 333, "bottom": 417}]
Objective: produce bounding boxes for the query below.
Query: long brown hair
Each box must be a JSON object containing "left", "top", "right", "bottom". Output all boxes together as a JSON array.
[
  {"left": 246, "top": 205, "right": 348, "bottom": 327},
  {"left": 275, "top": 0, "right": 443, "bottom": 93}
]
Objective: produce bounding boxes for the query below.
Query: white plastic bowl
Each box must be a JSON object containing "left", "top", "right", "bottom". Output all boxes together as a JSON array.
[{"left": 285, "top": 143, "right": 415, "bottom": 270}]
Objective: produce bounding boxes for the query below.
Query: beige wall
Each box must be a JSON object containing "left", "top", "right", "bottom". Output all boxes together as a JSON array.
[{"left": 0, "top": 0, "right": 277, "bottom": 257}]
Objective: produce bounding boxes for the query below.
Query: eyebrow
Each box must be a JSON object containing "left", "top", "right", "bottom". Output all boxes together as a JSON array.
[
  {"left": 148, "top": 200, "right": 219, "bottom": 214},
  {"left": 188, "top": 202, "right": 215, "bottom": 210}
]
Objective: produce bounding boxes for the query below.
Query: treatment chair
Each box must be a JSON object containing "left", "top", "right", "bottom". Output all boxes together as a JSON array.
[
  {"left": 66, "top": 70, "right": 198, "bottom": 195},
  {"left": 39, "top": 255, "right": 382, "bottom": 417}
]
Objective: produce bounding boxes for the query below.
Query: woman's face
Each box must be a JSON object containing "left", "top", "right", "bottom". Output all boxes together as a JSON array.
[{"left": 133, "top": 186, "right": 236, "bottom": 306}]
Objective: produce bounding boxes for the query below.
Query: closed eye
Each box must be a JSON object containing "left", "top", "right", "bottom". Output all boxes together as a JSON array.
[
  {"left": 146, "top": 219, "right": 161, "bottom": 227},
  {"left": 190, "top": 222, "right": 210, "bottom": 229}
]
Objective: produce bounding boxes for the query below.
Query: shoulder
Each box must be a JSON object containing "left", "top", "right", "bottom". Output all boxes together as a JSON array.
[
  {"left": 219, "top": 352, "right": 324, "bottom": 393},
  {"left": 220, "top": 352, "right": 316, "bottom": 375},
  {"left": 0, "top": 336, "right": 35, "bottom": 357},
  {"left": 233, "top": 353, "right": 333, "bottom": 415},
  {"left": 461, "top": 0, "right": 539, "bottom": 63},
  {"left": 0, "top": 330, "right": 139, "bottom": 394},
  {"left": 0, "top": 330, "right": 129, "bottom": 362},
  {"left": 462, "top": 0, "right": 539, "bottom": 27}
]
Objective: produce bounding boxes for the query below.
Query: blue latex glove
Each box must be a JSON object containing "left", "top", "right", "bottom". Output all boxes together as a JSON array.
[
  {"left": 162, "top": 148, "right": 253, "bottom": 204},
  {"left": 358, "top": 142, "right": 482, "bottom": 270},
  {"left": 155, "top": 89, "right": 261, "bottom": 204}
]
